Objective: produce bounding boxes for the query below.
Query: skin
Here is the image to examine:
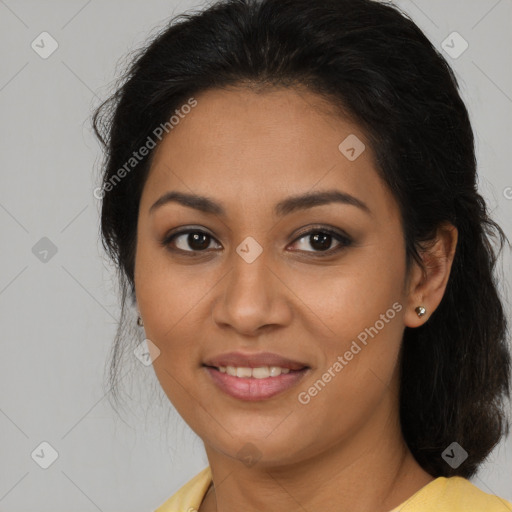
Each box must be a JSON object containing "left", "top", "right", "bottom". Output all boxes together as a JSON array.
[{"left": 134, "top": 86, "right": 458, "bottom": 512}]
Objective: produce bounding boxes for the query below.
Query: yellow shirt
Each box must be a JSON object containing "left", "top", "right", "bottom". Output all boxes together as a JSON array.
[{"left": 154, "top": 465, "right": 512, "bottom": 511}]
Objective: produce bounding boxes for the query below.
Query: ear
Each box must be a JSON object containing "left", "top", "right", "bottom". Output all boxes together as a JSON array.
[{"left": 404, "top": 221, "right": 458, "bottom": 328}]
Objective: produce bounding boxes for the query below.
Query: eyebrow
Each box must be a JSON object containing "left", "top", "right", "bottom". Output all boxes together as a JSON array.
[{"left": 149, "top": 189, "right": 372, "bottom": 217}]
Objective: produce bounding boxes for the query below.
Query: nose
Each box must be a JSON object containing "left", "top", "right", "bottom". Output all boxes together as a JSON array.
[{"left": 211, "top": 247, "right": 293, "bottom": 337}]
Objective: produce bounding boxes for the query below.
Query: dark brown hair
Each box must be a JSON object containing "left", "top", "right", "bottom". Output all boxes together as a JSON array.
[{"left": 92, "top": 0, "right": 511, "bottom": 478}]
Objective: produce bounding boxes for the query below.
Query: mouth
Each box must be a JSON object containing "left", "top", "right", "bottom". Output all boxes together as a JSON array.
[
  {"left": 202, "top": 350, "right": 309, "bottom": 371},
  {"left": 203, "top": 364, "right": 308, "bottom": 377},
  {"left": 202, "top": 364, "right": 310, "bottom": 401}
]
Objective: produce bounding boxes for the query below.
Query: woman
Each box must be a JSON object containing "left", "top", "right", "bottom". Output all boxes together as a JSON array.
[{"left": 92, "top": 0, "right": 512, "bottom": 510}]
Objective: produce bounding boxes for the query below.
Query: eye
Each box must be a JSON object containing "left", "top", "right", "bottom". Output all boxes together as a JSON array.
[
  {"left": 161, "top": 225, "right": 352, "bottom": 257},
  {"left": 162, "top": 228, "right": 221, "bottom": 254},
  {"left": 289, "top": 226, "right": 352, "bottom": 256}
]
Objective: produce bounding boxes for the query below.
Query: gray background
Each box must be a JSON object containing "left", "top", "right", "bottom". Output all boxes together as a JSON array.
[{"left": 1, "top": 0, "right": 511, "bottom": 510}]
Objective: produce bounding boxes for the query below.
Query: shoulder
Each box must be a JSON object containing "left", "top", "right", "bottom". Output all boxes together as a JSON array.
[
  {"left": 154, "top": 465, "right": 212, "bottom": 512},
  {"left": 390, "top": 476, "right": 512, "bottom": 512}
]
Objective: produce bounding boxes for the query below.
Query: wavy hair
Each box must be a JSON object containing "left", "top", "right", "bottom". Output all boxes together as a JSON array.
[{"left": 92, "top": 0, "right": 511, "bottom": 478}]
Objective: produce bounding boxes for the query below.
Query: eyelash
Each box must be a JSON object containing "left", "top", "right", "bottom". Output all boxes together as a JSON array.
[{"left": 161, "top": 225, "right": 353, "bottom": 258}]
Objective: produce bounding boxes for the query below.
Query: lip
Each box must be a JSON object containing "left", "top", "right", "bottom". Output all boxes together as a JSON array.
[
  {"left": 203, "top": 366, "right": 310, "bottom": 401},
  {"left": 202, "top": 351, "right": 309, "bottom": 371}
]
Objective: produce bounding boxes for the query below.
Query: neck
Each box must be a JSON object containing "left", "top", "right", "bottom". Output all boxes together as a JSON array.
[{"left": 200, "top": 400, "right": 434, "bottom": 512}]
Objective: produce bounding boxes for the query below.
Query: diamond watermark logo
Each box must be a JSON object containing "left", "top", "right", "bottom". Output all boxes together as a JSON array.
[
  {"left": 338, "top": 134, "right": 366, "bottom": 161},
  {"left": 442, "top": 441, "right": 468, "bottom": 469},
  {"left": 32, "top": 237, "right": 58, "bottom": 263},
  {"left": 134, "top": 338, "right": 161, "bottom": 366},
  {"left": 31, "top": 32, "right": 59, "bottom": 59},
  {"left": 441, "top": 32, "right": 468, "bottom": 59},
  {"left": 236, "top": 236, "right": 263, "bottom": 263},
  {"left": 31, "top": 441, "right": 59, "bottom": 469},
  {"left": 237, "top": 442, "right": 262, "bottom": 468}
]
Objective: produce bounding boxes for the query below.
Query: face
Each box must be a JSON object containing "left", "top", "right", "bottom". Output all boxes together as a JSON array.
[{"left": 134, "top": 86, "right": 414, "bottom": 468}]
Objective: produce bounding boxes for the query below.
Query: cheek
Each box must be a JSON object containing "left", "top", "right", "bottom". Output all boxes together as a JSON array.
[
  {"left": 293, "top": 309, "right": 404, "bottom": 446},
  {"left": 286, "top": 239, "right": 406, "bottom": 344},
  {"left": 290, "top": 244, "right": 406, "bottom": 416},
  {"left": 134, "top": 240, "right": 205, "bottom": 388},
  {"left": 134, "top": 233, "right": 208, "bottom": 331}
]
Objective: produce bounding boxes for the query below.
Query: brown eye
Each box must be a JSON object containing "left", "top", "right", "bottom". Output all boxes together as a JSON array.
[
  {"left": 161, "top": 226, "right": 352, "bottom": 258},
  {"left": 163, "top": 229, "right": 221, "bottom": 253},
  {"left": 290, "top": 227, "right": 352, "bottom": 256}
]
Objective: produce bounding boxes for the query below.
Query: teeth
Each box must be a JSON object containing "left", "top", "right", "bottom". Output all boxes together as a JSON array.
[{"left": 219, "top": 366, "right": 292, "bottom": 378}]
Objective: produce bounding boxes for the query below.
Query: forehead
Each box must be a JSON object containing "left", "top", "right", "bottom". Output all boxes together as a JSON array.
[{"left": 142, "top": 86, "right": 398, "bottom": 223}]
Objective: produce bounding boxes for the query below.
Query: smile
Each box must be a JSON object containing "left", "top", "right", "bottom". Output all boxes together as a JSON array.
[{"left": 203, "top": 365, "right": 310, "bottom": 401}]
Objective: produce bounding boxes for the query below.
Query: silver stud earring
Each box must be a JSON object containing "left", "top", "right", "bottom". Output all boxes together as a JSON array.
[
  {"left": 415, "top": 306, "right": 426, "bottom": 317},
  {"left": 137, "top": 316, "right": 144, "bottom": 326}
]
